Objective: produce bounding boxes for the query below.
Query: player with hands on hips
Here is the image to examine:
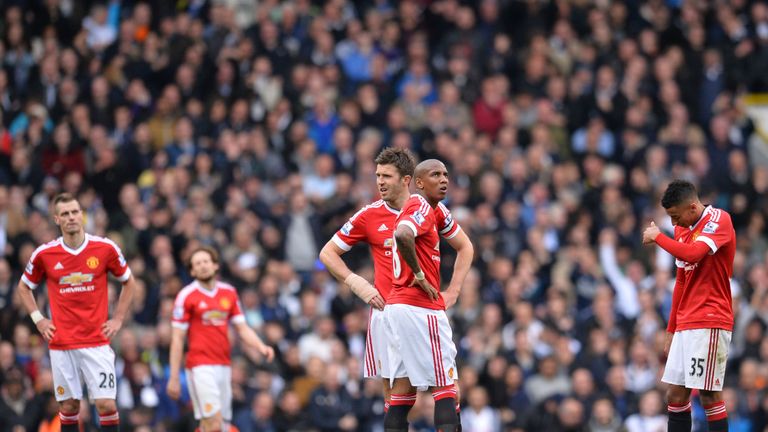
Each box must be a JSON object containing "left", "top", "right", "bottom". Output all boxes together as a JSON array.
[
  {"left": 319, "top": 147, "right": 416, "bottom": 411},
  {"left": 17, "top": 193, "right": 137, "bottom": 432},
  {"left": 167, "top": 246, "right": 274, "bottom": 432},
  {"left": 643, "top": 180, "right": 735, "bottom": 432},
  {"left": 385, "top": 159, "right": 474, "bottom": 432}
]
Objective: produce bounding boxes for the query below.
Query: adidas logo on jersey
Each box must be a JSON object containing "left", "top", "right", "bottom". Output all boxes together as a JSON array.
[
  {"left": 54, "top": 262, "right": 64, "bottom": 270},
  {"left": 199, "top": 301, "right": 208, "bottom": 309},
  {"left": 378, "top": 224, "right": 388, "bottom": 231}
]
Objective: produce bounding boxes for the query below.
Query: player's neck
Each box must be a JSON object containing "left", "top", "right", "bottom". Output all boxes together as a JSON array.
[
  {"left": 197, "top": 278, "right": 216, "bottom": 290},
  {"left": 417, "top": 191, "right": 439, "bottom": 208},
  {"left": 62, "top": 231, "right": 86, "bottom": 250},
  {"left": 387, "top": 193, "right": 409, "bottom": 210}
]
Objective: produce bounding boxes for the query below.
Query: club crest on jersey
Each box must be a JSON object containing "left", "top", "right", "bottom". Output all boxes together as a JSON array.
[
  {"left": 86, "top": 257, "right": 99, "bottom": 269},
  {"left": 220, "top": 298, "right": 231, "bottom": 309},
  {"left": 411, "top": 210, "right": 426, "bottom": 226},
  {"left": 341, "top": 222, "right": 354, "bottom": 235},
  {"left": 691, "top": 232, "right": 699, "bottom": 241},
  {"left": 59, "top": 272, "right": 94, "bottom": 285},
  {"left": 703, "top": 221, "right": 719, "bottom": 234}
]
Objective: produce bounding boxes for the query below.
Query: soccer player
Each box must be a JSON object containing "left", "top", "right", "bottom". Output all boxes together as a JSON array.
[
  {"left": 642, "top": 180, "right": 735, "bottom": 432},
  {"left": 319, "top": 147, "right": 416, "bottom": 408},
  {"left": 384, "top": 159, "right": 474, "bottom": 432},
  {"left": 18, "top": 193, "right": 137, "bottom": 432},
  {"left": 167, "top": 246, "right": 275, "bottom": 432}
]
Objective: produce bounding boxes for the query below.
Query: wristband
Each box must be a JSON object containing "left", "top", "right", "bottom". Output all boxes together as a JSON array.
[
  {"left": 414, "top": 271, "right": 425, "bottom": 281},
  {"left": 345, "top": 273, "right": 380, "bottom": 303},
  {"left": 30, "top": 310, "right": 45, "bottom": 324}
]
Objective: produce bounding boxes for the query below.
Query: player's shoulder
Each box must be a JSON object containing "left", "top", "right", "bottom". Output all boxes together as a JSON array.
[
  {"left": 86, "top": 234, "right": 123, "bottom": 251},
  {"left": 31, "top": 238, "right": 62, "bottom": 259},
  {"left": 216, "top": 280, "right": 238, "bottom": 293},
  {"left": 706, "top": 206, "right": 732, "bottom": 223},
  {"left": 404, "top": 194, "right": 432, "bottom": 212},
  {"left": 175, "top": 282, "right": 200, "bottom": 303}
]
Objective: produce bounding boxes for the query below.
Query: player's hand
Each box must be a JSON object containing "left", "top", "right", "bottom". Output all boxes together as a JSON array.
[
  {"left": 442, "top": 289, "right": 459, "bottom": 309},
  {"left": 36, "top": 318, "right": 56, "bottom": 342},
  {"left": 166, "top": 376, "right": 181, "bottom": 400},
  {"left": 259, "top": 344, "right": 275, "bottom": 362},
  {"left": 642, "top": 221, "right": 661, "bottom": 245},
  {"left": 664, "top": 331, "right": 673, "bottom": 357},
  {"left": 102, "top": 318, "right": 123, "bottom": 339},
  {"left": 368, "top": 294, "right": 385, "bottom": 311},
  {"left": 414, "top": 278, "right": 440, "bottom": 301}
]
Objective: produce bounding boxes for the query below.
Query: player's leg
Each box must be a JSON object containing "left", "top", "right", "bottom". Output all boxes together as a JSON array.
[
  {"left": 187, "top": 365, "right": 225, "bottom": 432},
  {"left": 369, "top": 308, "right": 393, "bottom": 412},
  {"left": 78, "top": 346, "right": 120, "bottom": 431},
  {"left": 382, "top": 305, "right": 416, "bottom": 432},
  {"left": 386, "top": 377, "right": 417, "bottom": 432},
  {"left": 50, "top": 349, "right": 83, "bottom": 432},
  {"left": 662, "top": 330, "right": 693, "bottom": 432},
  {"left": 219, "top": 365, "right": 234, "bottom": 432},
  {"left": 698, "top": 329, "right": 731, "bottom": 432},
  {"left": 428, "top": 310, "right": 459, "bottom": 432}
]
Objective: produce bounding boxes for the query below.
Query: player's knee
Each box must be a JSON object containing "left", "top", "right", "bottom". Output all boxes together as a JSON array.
[
  {"left": 665, "top": 385, "right": 691, "bottom": 405},
  {"left": 698, "top": 390, "right": 722, "bottom": 406},
  {"left": 59, "top": 398, "right": 80, "bottom": 414},
  {"left": 200, "top": 414, "right": 223, "bottom": 432},
  {"left": 94, "top": 398, "right": 116, "bottom": 414}
]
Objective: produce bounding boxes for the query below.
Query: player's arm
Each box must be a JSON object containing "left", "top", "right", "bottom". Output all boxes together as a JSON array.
[
  {"left": 643, "top": 222, "right": 710, "bottom": 263},
  {"left": 319, "top": 240, "right": 384, "bottom": 310},
  {"left": 234, "top": 321, "right": 275, "bottom": 362},
  {"left": 166, "top": 326, "right": 187, "bottom": 400},
  {"left": 394, "top": 224, "right": 439, "bottom": 300},
  {"left": 664, "top": 268, "right": 686, "bottom": 357},
  {"left": 442, "top": 229, "right": 474, "bottom": 308},
  {"left": 17, "top": 280, "right": 56, "bottom": 342},
  {"left": 103, "top": 274, "right": 137, "bottom": 339}
]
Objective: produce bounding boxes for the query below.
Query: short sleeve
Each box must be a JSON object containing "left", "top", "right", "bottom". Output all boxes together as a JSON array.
[
  {"left": 230, "top": 294, "right": 246, "bottom": 325},
  {"left": 21, "top": 249, "right": 46, "bottom": 289},
  {"left": 171, "top": 293, "right": 192, "bottom": 330},
  {"left": 397, "top": 198, "right": 432, "bottom": 237},
  {"left": 332, "top": 206, "right": 370, "bottom": 251},
  {"left": 436, "top": 203, "right": 461, "bottom": 239},
  {"left": 105, "top": 240, "right": 131, "bottom": 282},
  {"left": 695, "top": 210, "right": 733, "bottom": 254}
]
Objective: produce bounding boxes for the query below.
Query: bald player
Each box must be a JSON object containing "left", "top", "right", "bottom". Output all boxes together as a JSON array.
[{"left": 383, "top": 159, "right": 474, "bottom": 432}]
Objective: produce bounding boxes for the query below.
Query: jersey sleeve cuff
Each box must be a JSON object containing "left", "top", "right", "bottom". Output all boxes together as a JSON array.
[
  {"left": 113, "top": 268, "right": 132, "bottom": 282},
  {"left": 695, "top": 236, "right": 718, "bottom": 254},
  {"left": 442, "top": 225, "right": 461, "bottom": 240},
  {"left": 331, "top": 234, "right": 352, "bottom": 251},
  {"left": 230, "top": 314, "right": 246, "bottom": 325},
  {"left": 21, "top": 274, "right": 38, "bottom": 289},
  {"left": 171, "top": 321, "right": 189, "bottom": 330},
  {"left": 398, "top": 220, "right": 418, "bottom": 236}
]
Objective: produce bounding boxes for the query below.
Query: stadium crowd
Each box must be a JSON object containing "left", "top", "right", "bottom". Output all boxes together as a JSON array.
[{"left": 2, "top": 0, "right": 768, "bottom": 431}]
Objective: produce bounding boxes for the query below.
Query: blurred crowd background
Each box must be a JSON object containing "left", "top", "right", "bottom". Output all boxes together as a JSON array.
[{"left": 2, "top": 0, "right": 768, "bottom": 431}]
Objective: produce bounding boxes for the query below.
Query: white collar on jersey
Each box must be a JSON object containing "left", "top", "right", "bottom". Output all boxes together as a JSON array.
[
  {"left": 383, "top": 201, "right": 399, "bottom": 215},
  {"left": 194, "top": 280, "right": 219, "bottom": 297},
  {"left": 688, "top": 205, "right": 713, "bottom": 231},
  {"left": 59, "top": 234, "right": 90, "bottom": 255}
]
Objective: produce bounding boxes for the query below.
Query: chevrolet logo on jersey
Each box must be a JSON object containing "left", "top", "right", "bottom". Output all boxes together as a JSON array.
[
  {"left": 59, "top": 272, "right": 94, "bottom": 285},
  {"left": 202, "top": 310, "right": 228, "bottom": 326}
]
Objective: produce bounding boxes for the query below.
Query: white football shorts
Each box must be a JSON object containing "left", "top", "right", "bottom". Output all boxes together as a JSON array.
[
  {"left": 662, "top": 328, "right": 732, "bottom": 391},
  {"left": 51, "top": 345, "right": 117, "bottom": 401},
  {"left": 186, "top": 365, "right": 232, "bottom": 421},
  {"left": 364, "top": 307, "right": 391, "bottom": 379},
  {"left": 384, "top": 304, "right": 458, "bottom": 391}
]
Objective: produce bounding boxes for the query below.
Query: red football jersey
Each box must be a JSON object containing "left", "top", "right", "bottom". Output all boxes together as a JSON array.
[
  {"left": 21, "top": 234, "right": 132, "bottom": 350},
  {"left": 332, "top": 199, "right": 400, "bottom": 300},
  {"left": 672, "top": 206, "right": 736, "bottom": 331},
  {"left": 171, "top": 280, "right": 245, "bottom": 368},
  {"left": 389, "top": 195, "right": 461, "bottom": 310}
]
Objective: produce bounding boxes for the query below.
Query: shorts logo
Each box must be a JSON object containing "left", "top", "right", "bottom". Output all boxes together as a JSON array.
[
  {"left": 448, "top": 368, "right": 454, "bottom": 379},
  {"left": 204, "top": 403, "right": 213, "bottom": 413},
  {"left": 57, "top": 386, "right": 65, "bottom": 395},
  {"left": 86, "top": 257, "right": 99, "bottom": 269},
  {"left": 411, "top": 211, "right": 426, "bottom": 226},
  {"left": 715, "top": 378, "right": 721, "bottom": 386},
  {"left": 703, "top": 221, "right": 719, "bottom": 234},
  {"left": 341, "top": 222, "right": 354, "bottom": 236},
  {"left": 220, "top": 298, "right": 231, "bottom": 309}
]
